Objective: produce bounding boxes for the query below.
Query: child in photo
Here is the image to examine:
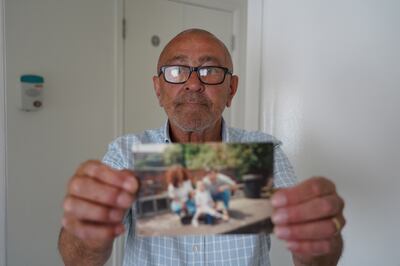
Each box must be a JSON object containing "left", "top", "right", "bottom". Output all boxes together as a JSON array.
[{"left": 191, "top": 180, "right": 227, "bottom": 227}]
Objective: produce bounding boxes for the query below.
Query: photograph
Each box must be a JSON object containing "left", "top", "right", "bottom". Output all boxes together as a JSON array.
[{"left": 131, "top": 142, "right": 275, "bottom": 236}]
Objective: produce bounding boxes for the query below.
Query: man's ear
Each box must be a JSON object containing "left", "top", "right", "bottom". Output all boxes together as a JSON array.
[
  {"left": 226, "top": 75, "right": 239, "bottom": 108},
  {"left": 153, "top": 75, "right": 163, "bottom": 107}
]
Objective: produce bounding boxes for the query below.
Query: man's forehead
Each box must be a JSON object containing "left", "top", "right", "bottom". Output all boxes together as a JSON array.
[{"left": 157, "top": 31, "right": 232, "bottom": 70}]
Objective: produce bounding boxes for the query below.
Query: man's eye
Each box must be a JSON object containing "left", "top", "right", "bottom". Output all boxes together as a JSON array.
[
  {"left": 170, "top": 68, "right": 182, "bottom": 77},
  {"left": 199, "top": 68, "right": 212, "bottom": 76}
]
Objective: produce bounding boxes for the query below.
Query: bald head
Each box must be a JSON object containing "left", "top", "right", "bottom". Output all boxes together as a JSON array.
[{"left": 157, "top": 28, "right": 233, "bottom": 72}]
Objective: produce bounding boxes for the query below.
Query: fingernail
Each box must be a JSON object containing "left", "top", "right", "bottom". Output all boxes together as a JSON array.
[
  {"left": 272, "top": 210, "right": 288, "bottom": 224},
  {"left": 286, "top": 241, "right": 299, "bottom": 251},
  {"left": 123, "top": 178, "right": 136, "bottom": 192},
  {"left": 271, "top": 193, "right": 287, "bottom": 207},
  {"left": 109, "top": 209, "right": 122, "bottom": 222},
  {"left": 117, "top": 193, "right": 132, "bottom": 208},
  {"left": 274, "top": 227, "right": 290, "bottom": 238}
]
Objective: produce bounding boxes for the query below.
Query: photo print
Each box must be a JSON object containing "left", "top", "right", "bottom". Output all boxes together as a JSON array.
[{"left": 131, "top": 142, "right": 275, "bottom": 236}]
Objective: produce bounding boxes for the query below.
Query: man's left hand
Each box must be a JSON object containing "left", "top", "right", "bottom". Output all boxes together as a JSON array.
[{"left": 271, "top": 177, "right": 345, "bottom": 265}]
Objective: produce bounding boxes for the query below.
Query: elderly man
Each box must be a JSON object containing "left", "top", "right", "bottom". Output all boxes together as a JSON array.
[{"left": 58, "top": 29, "right": 345, "bottom": 266}]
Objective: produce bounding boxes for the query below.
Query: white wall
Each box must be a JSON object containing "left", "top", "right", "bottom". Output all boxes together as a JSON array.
[
  {"left": 0, "top": 0, "right": 7, "bottom": 265},
  {"left": 262, "top": 0, "right": 400, "bottom": 265},
  {"left": 5, "top": 0, "right": 118, "bottom": 265}
]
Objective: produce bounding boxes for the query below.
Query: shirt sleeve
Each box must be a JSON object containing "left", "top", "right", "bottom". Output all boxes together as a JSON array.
[
  {"left": 218, "top": 173, "right": 235, "bottom": 185},
  {"left": 102, "top": 137, "right": 130, "bottom": 170}
]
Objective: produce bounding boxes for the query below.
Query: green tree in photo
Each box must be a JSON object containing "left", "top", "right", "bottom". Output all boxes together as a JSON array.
[
  {"left": 161, "top": 143, "right": 273, "bottom": 181},
  {"left": 228, "top": 143, "right": 274, "bottom": 178},
  {"left": 184, "top": 143, "right": 230, "bottom": 170},
  {"left": 163, "top": 144, "right": 183, "bottom": 166}
]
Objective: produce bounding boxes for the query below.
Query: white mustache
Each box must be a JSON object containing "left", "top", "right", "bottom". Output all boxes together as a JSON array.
[{"left": 173, "top": 92, "right": 211, "bottom": 106}]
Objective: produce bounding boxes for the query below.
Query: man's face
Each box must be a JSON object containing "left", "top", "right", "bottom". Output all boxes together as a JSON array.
[{"left": 153, "top": 33, "right": 238, "bottom": 132}]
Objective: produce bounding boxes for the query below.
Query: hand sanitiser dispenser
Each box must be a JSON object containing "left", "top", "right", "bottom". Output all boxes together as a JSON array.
[{"left": 20, "top": 74, "right": 44, "bottom": 111}]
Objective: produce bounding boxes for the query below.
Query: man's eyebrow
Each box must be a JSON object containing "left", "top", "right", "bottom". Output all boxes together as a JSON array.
[
  {"left": 164, "top": 55, "right": 189, "bottom": 65},
  {"left": 198, "top": 55, "right": 223, "bottom": 65}
]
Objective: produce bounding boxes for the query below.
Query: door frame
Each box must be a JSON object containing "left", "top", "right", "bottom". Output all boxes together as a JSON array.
[{"left": 0, "top": 0, "right": 7, "bottom": 264}]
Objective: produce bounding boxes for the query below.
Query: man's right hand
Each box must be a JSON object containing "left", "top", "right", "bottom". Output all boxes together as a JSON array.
[{"left": 61, "top": 160, "right": 139, "bottom": 250}]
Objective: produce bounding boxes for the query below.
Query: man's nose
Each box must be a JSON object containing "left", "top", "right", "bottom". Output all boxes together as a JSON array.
[{"left": 184, "top": 71, "right": 205, "bottom": 92}]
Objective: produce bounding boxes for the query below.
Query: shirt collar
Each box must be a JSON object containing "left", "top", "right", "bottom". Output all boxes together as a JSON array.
[{"left": 162, "top": 118, "right": 229, "bottom": 143}]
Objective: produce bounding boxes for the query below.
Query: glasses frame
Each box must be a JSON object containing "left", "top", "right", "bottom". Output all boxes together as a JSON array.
[{"left": 158, "top": 65, "right": 233, "bottom": 85}]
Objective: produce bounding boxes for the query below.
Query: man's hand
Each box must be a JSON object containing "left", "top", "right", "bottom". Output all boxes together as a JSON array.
[
  {"left": 271, "top": 177, "right": 345, "bottom": 265},
  {"left": 61, "top": 160, "right": 139, "bottom": 250}
]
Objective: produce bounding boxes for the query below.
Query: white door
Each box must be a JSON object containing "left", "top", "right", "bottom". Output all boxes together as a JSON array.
[{"left": 123, "top": 0, "right": 234, "bottom": 134}]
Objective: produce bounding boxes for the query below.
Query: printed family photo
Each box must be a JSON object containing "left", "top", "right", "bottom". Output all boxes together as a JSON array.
[{"left": 131, "top": 142, "right": 274, "bottom": 236}]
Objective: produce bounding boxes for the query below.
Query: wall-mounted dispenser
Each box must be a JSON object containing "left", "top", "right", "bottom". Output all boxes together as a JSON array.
[{"left": 20, "top": 74, "right": 44, "bottom": 111}]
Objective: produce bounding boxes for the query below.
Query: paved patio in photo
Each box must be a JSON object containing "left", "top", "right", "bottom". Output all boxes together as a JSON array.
[{"left": 137, "top": 198, "right": 273, "bottom": 236}]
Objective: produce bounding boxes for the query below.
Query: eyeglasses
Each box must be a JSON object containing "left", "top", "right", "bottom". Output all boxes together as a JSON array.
[{"left": 158, "top": 65, "right": 233, "bottom": 85}]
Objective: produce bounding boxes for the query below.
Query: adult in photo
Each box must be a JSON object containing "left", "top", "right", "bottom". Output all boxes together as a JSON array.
[
  {"left": 202, "top": 170, "right": 237, "bottom": 219},
  {"left": 166, "top": 165, "right": 195, "bottom": 218}
]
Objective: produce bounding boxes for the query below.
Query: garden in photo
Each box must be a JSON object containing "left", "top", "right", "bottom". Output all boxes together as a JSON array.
[{"left": 131, "top": 142, "right": 275, "bottom": 236}]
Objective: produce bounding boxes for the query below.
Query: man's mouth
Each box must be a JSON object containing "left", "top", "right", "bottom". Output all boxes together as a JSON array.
[
  {"left": 173, "top": 93, "right": 211, "bottom": 107},
  {"left": 178, "top": 101, "right": 207, "bottom": 106}
]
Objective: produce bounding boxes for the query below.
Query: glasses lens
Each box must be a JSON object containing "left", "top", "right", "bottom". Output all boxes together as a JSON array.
[
  {"left": 164, "top": 66, "right": 190, "bottom": 83},
  {"left": 198, "top": 67, "right": 225, "bottom": 84}
]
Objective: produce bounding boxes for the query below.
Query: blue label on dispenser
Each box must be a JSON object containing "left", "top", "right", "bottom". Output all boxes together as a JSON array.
[{"left": 20, "top": 75, "right": 44, "bottom": 84}]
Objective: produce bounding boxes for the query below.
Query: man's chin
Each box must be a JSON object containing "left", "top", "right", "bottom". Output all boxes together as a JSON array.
[{"left": 171, "top": 116, "right": 214, "bottom": 132}]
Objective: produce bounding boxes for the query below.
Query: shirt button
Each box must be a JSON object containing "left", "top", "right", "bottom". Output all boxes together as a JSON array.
[{"left": 192, "top": 245, "right": 199, "bottom": 252}]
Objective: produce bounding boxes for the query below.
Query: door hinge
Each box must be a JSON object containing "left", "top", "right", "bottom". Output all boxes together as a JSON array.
[
  {"left": 231, "top": 34, "right": 235, "bottom": 51},
  {"left": 122, "top": 18, "right": 127, "bottom": 39}
]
